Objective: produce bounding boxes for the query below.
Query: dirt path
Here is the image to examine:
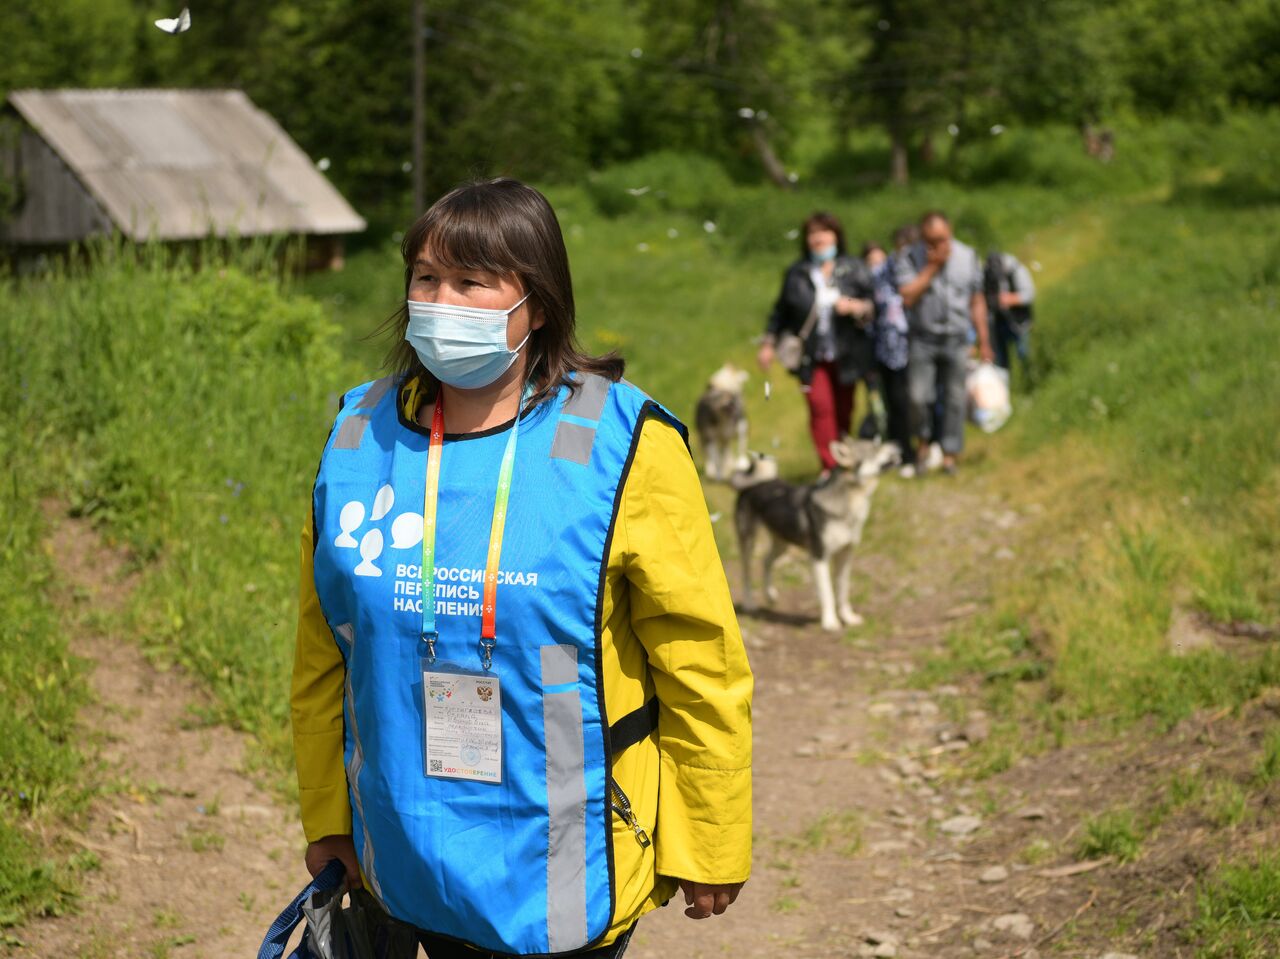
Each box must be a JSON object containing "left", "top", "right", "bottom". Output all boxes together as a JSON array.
[
  {"left": 13, "top": 511, "right": 304, "bottom": 959},
  {"left": 631, "top": 470, "right": 1124, "bottom": 959}
]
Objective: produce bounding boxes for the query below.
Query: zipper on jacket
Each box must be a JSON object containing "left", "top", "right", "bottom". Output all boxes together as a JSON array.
[{"left": 609, "top": 778, "right": 651, "bottom": 848}]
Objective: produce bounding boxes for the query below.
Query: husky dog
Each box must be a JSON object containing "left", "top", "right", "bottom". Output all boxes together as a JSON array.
[
  {"left": 695, "top": 363, "right": 750, "bottom": 481},
  {"left": 727, "top": 451, "right": 779, "bottom": 490},
  {"left": 734, "top": 439, "right": 897, "bottom": 632}
]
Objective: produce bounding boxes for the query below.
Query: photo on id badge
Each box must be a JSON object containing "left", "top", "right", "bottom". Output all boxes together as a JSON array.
[{"left": 423, "top": 661, "right": 504, "bottom": 784}]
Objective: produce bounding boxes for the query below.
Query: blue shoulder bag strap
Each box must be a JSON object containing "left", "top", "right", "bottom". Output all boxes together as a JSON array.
[{"left": 258, "top": 859, "right": 347, "bottom": 959}]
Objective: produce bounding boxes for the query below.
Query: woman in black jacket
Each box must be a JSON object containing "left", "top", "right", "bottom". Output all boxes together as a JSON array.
[{"left": 757, "top": 211, "right": 875, "bottom": 472}]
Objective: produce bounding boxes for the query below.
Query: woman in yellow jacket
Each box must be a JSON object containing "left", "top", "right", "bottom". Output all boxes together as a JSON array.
[{"left": 291, "top": 178, "right": 752, "bottom": 958}]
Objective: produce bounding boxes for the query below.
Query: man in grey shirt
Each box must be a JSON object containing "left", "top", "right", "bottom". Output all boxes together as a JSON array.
[{"left": 895, "top": 210, "right": 993, "bottom": 474}]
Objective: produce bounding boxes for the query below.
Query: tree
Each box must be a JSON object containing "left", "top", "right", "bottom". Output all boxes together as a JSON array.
[{"left": 621, "top": 0, "right": 869, "bottom": 184}]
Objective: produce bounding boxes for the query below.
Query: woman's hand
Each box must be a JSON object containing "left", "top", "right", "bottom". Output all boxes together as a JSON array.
[
  {"left": 678, "top": 880, "right": 745, "bottom": 919},
  {"left": 756, "top": 341, "right": 775, "bottom": 371},
  {"left": 305, "top": 834, "right": 363, "bottom": 889}
]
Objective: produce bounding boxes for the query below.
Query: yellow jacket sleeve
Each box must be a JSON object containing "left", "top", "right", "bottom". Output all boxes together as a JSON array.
[
  {"left": 619, "top": 417, "right": 753, "bottom": 885},
  {"left": 290, "top": 522, "right": 352, "bottom": 842}
]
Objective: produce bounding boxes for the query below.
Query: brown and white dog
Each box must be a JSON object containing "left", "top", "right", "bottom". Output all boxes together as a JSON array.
[
  {"left": 734, "top": 439, "right": 897, "bottom": 631},
  {"left": 694, "top": 363, "right": 750, "bottom": 482}
]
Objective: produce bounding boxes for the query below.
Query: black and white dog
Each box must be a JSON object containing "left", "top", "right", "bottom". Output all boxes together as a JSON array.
[
  {"left": 694, "top": 363, "right": 750, "bottom": 482},
  {"left": 727, "top": 450, "right": 779, "bottom": 489},
  {"left": 734, "top": 439, "right": 897, "bottom": 631}
]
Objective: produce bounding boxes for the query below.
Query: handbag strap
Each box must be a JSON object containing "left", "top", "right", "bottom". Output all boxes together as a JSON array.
[
  {"left": 796, "top": 296, "right": 821, "bottom": 341},
  {"left": 258, "top": 859, "right": 347, "bottom": 959}
]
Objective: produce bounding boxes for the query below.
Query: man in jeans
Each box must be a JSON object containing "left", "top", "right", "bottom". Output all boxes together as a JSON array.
[{"left": 895, "top": 210, "right": 993, "bottom": 475}]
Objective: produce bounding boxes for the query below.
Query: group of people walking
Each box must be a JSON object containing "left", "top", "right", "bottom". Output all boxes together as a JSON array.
[{"left": 758, "top": 209, "right": 1036, "bottom": 476}]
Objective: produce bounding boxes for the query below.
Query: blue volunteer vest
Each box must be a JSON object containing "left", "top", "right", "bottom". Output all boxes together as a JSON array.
[{"left": 311, "top": 372, "right": 684, "bottom": 955}]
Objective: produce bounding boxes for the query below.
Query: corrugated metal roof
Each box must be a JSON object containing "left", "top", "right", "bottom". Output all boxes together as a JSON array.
[{"left": 8, "top": 89, "right": 366, "bottom": 240}]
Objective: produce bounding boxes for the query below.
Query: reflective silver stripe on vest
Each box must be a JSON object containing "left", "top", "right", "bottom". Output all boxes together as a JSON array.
[
  {"left": 563, "top": 373, "right": 610, "bottom": 421},
  {"left": 550, "top": 374, "right": 611, "bottom": 464},
  {"left": 549, "top": 421, "right": 596, "bottom": 465},
  {"left": 354, "top": 375, "right": 395, "bottom": 411},
  {"left": 340, "top": 623, "right": 384, "bottom": 901},
  {"left": 334, "top": 377, "right": 395, "bottom": 450},
  {"left": 541, "top": 644, "right": 587, "bottom": 951},
  {"left": 333, "top": 414, "right": 370, "bottom": 450}
]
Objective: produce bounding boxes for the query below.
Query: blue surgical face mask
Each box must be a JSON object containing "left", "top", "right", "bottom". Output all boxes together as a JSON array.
[
  {"left": 405, "top": 292, "right": 532, "bottom": 389},
  {"left": 810, "top": 244, "right": 837, "bottom": 263}
]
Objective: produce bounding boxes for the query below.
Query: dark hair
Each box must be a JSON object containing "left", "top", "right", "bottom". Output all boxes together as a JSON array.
[
  {"left": 892, "top": 223, "right": 919, "bottom": 249},
  {"left": 385, "top": 177, "right": 623, "bottom": 409},
  {"left": 799, "top": 211, "right": 846, "bottom": 259},
  {"left": 919, "top": 209, "right": 950, "bottom": 229},
  {"left": 861, "top": 241, "right": 885, "bottom": 259}
]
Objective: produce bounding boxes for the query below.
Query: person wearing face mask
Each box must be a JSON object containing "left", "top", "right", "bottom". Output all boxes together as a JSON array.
[
  {"left": 757, "top": 211, "right": 875, "bottom": 473},
  {"left": 290, "top": 178, "right": 752, "bottom": 958}
]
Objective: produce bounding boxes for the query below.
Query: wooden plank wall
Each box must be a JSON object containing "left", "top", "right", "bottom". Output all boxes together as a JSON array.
[{"left": 0, "top": 127, "right": 113, "bottom": 244}]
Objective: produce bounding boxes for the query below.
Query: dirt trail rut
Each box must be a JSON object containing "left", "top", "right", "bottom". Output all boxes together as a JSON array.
[{"left": 15, "top": 511, "right": 303, "bottom": 958}]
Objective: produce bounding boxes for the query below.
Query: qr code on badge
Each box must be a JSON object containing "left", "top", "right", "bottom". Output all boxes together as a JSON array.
[{"left": 429, "top": 759, "right": 443, "bottom": 773}]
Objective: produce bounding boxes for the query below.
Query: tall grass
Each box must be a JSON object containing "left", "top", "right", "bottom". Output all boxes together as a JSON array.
[
  {"left": 980, "top": 152, "right": 1280, "bottom": 729},
  {"left": 0, "top": 450, "right": 91, "bottom": 924},
  {"left": 0, "top": 242, "right": 348, "bottom": 922}
]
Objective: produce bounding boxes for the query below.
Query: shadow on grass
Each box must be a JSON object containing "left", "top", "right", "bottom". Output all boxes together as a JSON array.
[
  {"left": 1169, "top": 175, "right": 1280, "bottom": 209},
  {"left": 736, "top": 604, "right": 817, "bottom": 629}
]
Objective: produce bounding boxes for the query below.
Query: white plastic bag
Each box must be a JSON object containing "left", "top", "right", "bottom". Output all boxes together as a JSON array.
[{"left": 967, "top": 362, "right": 1012, "bottom": 433}]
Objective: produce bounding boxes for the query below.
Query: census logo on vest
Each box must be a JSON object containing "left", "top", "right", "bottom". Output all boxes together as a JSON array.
[
  {"left": 332, "top": 479, "right": 542, "bottom": 619},
  {"left": 332, "top": 483, "right": 424, "bottom": 577}
]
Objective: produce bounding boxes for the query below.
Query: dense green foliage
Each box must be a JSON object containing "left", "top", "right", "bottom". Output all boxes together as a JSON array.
[{"left": 3, "top": 0, "right": 1278, "bottom": 224}]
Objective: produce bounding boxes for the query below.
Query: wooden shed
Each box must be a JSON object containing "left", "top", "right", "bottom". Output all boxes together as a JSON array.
[{"left": 1, "top": 89, "right": 365, "bottom": 268}]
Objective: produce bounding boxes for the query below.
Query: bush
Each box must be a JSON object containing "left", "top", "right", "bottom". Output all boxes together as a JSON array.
[{"left": 585, "top": 150, "right": 739, "bottom": 219}]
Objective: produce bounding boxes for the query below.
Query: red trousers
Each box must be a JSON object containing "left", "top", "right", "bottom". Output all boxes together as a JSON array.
[{"left": 806, "top": 361, "right": 854, "bottom": 471}]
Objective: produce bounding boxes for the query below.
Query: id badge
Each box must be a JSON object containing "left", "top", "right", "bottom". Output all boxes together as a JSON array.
[{"left": 422, "top": 663, "right": 503, "bottom": 784}]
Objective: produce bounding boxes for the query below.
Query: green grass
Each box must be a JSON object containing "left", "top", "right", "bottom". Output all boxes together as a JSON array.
[
  {"left": 1077, "top": 809, "right": 1144, "bottom": 863},
  {"left": 1151, "top": 770, "right": 1207, "bottom": 825},
  {"left": 1193, "top": 853, "right": 1280, "bottom": 958},
  {"left": 1256, "top": 728, "right": 1280, "bottom": 785},
  {"left": 187, "top": 828, "right": 226, "bottom": 853},
  {"left": 793, "top": 811, "right": 863, "bottom": 857},
  {"left": 0, "top": 446, "right": 93, "bottom": 924},
  {"left": 1018, "top": 838, "right": 1055, "bottom": 865},
  {"left": 1205, "top": 782, "right": 1250, "bottom": 830}
]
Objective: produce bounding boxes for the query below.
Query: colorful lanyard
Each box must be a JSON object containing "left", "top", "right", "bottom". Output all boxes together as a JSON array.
[{"left": 420, "top": 390, "right": 522, "bottom": 671}]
